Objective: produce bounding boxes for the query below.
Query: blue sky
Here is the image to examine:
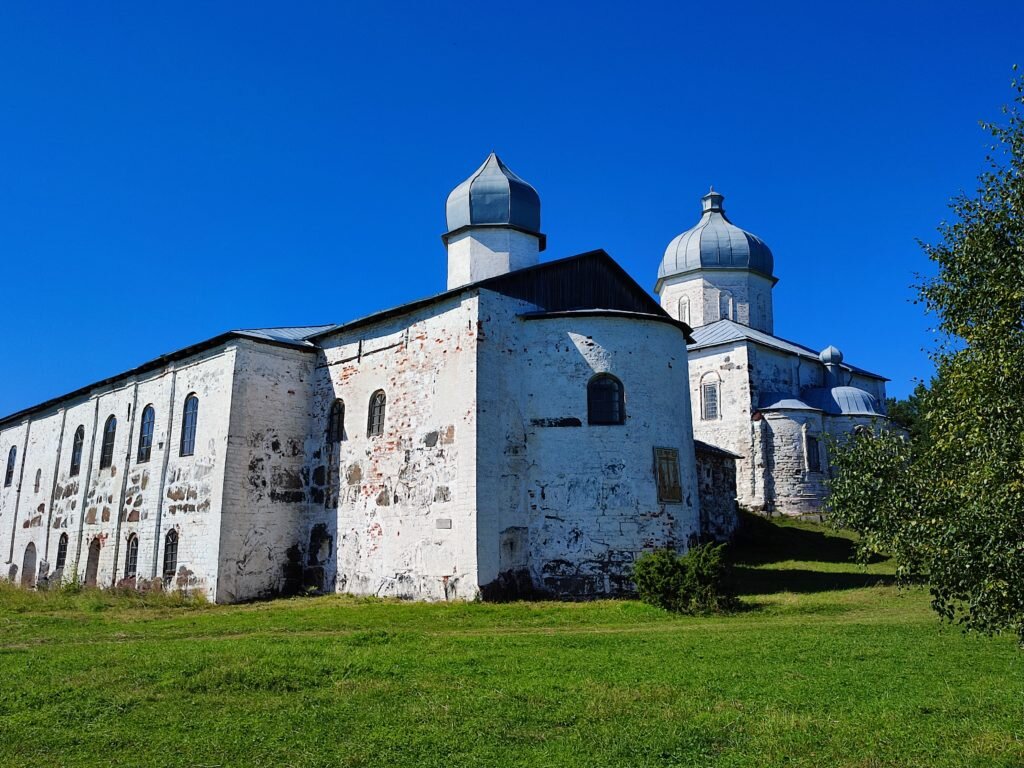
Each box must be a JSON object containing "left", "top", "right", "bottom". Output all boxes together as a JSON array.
[{"left": 1, "top": 1, "right": 1020, "bottom": 414}]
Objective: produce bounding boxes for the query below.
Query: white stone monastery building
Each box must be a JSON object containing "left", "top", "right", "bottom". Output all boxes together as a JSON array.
[
  {"left": 0, "top": 155, "right": 887, "bottom": 602},
  {"left": 0, "top": 154, "right": 742, "bottom": 603},
  {"left": 657, "top": 189, "right": 889, "bottom": 515}
]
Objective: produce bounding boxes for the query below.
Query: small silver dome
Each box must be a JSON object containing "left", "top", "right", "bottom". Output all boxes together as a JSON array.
[
  {"left": 659, "top": 189, "right": 774, "bottom": 282},
  {"left": 804, "top": 386, "right": 883, "bottom": 416},
  {"left": 444, "top": 153, "right": 544, "bottom": 246},
  {"left": 819, "top": 345, "right": 844, "bottom": 365}
]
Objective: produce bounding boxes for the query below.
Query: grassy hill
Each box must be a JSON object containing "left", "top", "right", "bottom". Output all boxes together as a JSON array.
[{"left": 0, "top": 516, "right": 1020, "bottom": 767}]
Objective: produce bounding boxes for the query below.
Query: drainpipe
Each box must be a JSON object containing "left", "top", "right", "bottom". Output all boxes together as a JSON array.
[
  {"left": 43, "top": 408, "right": 68, "bottom": 562},
  {"left": 7, "top": 418, "right": 33, "bottom": 564},
  {"left": 72, "top": 397, "right": 101, "bottom": 578},
  {"left": 151, "top": 368, "right": 178, "bottom": 579},
  {"left": 109, "top": 384, "right": 139, "bottom": 587}
]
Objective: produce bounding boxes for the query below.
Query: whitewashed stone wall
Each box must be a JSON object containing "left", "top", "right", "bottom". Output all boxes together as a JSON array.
[
  {"left": 310, "top": 295, "right": 480, "bottom": 601},
  {"left": 659, "top": 272, "right": 774, "bottom": 333},
  {"left": 0, "top": 345, "right": 237, "bottom": 599},
  {"left": 216, "top": 341, "right": 316, "bottom": 602},
  {"left": 476, "top": 290, "right": 702, "bottom": 597}
]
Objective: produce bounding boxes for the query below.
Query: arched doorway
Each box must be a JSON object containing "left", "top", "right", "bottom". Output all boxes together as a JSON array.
[
  {"left": 20, "top": 543, "right": 36, "bottom": 588},
  {"left": 85, "top": 538, "right": 101, "bottom": 587}
]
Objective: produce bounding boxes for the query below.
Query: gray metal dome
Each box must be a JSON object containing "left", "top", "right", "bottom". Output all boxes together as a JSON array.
[
  {"left": 443, "top": 153, "right": 544, "bottom": 246},
  {"left": 659, "top": 189, "right": 774, "bottom": 282},
  {"left": 804, "top": 385, "right": 883, "bottom": 416},
  {"left": 819, "top": 345, "right": 844, "bottom": 365}
]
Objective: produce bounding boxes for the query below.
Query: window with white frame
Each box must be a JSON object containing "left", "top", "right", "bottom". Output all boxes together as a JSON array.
[{"left": 701, "top": 382, "right": 719, "bottom": 420}]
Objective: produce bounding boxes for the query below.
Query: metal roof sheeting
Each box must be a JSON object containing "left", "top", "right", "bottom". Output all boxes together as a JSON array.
[
  {"left": 234, "top": 325, "right": 339, "bottom": 347},
  {"left": 688, "top": 319, "right": 887, "bottom": 380},
  {"left": 445, "top": 153, "right": 542, "bottom": 238},
  {"left": 803, "top": 386, "right": 885, "bottom": 416},
  {"left": 659, "top": 190, "right": 774, "bottom": 282},
  {"left": 757, "top": 392, "right": 819, "bottom": 411}
]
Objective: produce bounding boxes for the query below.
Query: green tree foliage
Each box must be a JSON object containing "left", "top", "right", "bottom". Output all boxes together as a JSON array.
[
  {"left": 884, "top": 381, "right": 929, "bottom": 442},
  {"left": 827, "top": 72, "right": 1024, "bottom": 642},
  {"left": 632, "top": 543, "right": 736, "bottom": 614}
]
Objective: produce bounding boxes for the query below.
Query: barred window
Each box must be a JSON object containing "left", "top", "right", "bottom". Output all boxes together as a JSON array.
[
  {"left": 4, "top": 446, "right": 15, "bottom": 487},
  {"left": 367, "top": 391, "right": 386, "bottom": 437},
  {"left": 55, "top": 533, "right": 69, "bottom": 570},
  {"left": 327, "top": 399, "right": 345, "bottom": 443},
  {"left": 587, "top": 374, "right": 625, "bottom": 425},
  {"left": 137, "top": 405, "right": 155, "bottom": 463},
  {"left": 99, "top": 416, "right": 117, "bottom": 469},
  {"left": 180, "top": 395, "right": 198, "bottom": 456},
  {"left": 124, "top": 534, "right": 139, "bottom": 578},
  {"left": 701, "top": 383, "right": 719, "bottom": 420},
  {"left": 654, "top": 447, "right": 682, "bottom": 503},
  {"left": 70, "top": 426, "right": 85, "bottom": 476},
  {"left": 163, "top": 529, "right": 178, "bottom": 585}
]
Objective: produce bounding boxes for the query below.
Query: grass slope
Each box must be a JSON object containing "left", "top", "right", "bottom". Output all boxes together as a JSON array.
[{"left": 0, "top": 517, "right": 1020, "bottom": 768}]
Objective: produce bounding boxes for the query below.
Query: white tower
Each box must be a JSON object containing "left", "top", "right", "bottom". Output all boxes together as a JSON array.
[
  {"left": 655, "top": 189, "right": 777, "bottom": 333},
  {"left": 443, "top": 153, "right": 546, "bottom": 289}
]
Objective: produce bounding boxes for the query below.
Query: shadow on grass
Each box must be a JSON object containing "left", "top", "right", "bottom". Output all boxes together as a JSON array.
[
  {"left": 732, "top": 566, "right": 895, "bottom": 595},
  {"left": 728, "top": 511, "right": 884, "bottom": 567}
]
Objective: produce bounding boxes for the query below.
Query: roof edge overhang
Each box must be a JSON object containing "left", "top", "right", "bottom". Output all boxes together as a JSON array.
[
  {"left": 441, "top": 222, "right": 547, "bottom": 251},
  {"left": 655, "top": 266, "right": 779, "bottom": 294},
  {"left": 0, "top": 332, "right": 317, "bottom": 430},
  {"left": 520, "top": 308, "right": 695, "bottom": 344},
  {"left": 688, "top": 330, "right": 889, "bottom": 382}
]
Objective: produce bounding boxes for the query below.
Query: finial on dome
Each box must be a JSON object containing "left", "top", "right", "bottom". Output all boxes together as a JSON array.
[{"left": 701, "top": 187, "right": 725, "bottom": 214}]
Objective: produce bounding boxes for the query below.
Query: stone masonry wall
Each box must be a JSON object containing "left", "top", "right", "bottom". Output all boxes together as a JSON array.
[
  {"left": 659, "top": 272, "right": 774, "bottom": 333},
  {"left": 0, "top": 345, "right": 237, "bottom": 598},
  {"left": 310, "top": 294, "right": 480, "bottom": 601},
  {"left": 216, "top": 340, "right": 316, "bottom": 603},
  {"left": 476, "top": 290, "right": 702, "bottom": 598}
]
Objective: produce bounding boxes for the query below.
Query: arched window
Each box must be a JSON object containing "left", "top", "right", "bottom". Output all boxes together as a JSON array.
[
  {"left": 21, "top": 543, "right": 37, "bottom": 588},
  {"left": 85, "top": 537, "right": 101, "bottom": 587},
  {"left": 55, "top": 533, "right": 69, "bottom": 570},
  {"left": 367, "top": 391, "right": 386, "bottom": 437},
  {"left": 137, "top": 405, "right": 155, "bottom": 463},
  {"left": 124, "top": 534, "right": 139, "bottom": 579},
  {"left": 163, "top": 529, "right": 179, "bottom": 584},
  {"left": 34, "top": 468, "right": 42, "bottom": 493},
  {"left": 4, "top": 446, "right": 16, "bottom": 487},
  {"left": 805, "top": 434, "right": 822, "bottom": 472},
  {"left": 327, "top": 399, "right": 345, "bottom": 443},
  {"left": 99, "top": 415, "right": 117, "bottom": 469},
  {"left": 180, "top": 394, "right": 198, "bottom": 456},
  {"left": 587, "top": 374, "right": 625, "bottom": 425},
  {"left": 719, "top": 290, "right": 734, "bottom": 322},
  {"left": 70, "top": 426, "right": 85, "bottom": 476},
  {"left": 677, "top": 296, "right": 691, "bottom": 326},
  {"left": 700, "top": 375, "right": 721, "bottom": 420}
]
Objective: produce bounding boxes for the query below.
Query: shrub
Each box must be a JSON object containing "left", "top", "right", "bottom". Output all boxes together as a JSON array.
[{"left": 633, "top": 543, "right": 736, "bottom": 614}]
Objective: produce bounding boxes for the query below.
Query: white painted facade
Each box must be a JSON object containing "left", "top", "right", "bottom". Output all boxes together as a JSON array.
[
  {"left": 658, "top": 190, "right": 890, "bottom": 516},
  {"left": 1, "top": 154, "right": 722, "bottom": 601}
]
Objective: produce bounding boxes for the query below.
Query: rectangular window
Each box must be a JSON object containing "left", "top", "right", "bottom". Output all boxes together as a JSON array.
[
  {"left": 654, "top": 447, "right": 682, "bottom": 503},
  {"left": 702, "top": 384, "right": 719, "bottom": 420},
  {"left": 806, "top": 436, "right": 821, "bottom": 472}
]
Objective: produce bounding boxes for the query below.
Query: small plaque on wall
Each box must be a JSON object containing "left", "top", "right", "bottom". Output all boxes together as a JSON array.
[{"left": 435, "top": 518, "right": 452, "bottom": 530}]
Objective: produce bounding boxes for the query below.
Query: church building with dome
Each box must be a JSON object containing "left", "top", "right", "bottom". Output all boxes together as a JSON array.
[
  {"left": 0, "top": 154, "right": 740, "bottom": 603},
  {"left": 0, "top": 154, "right": 887, "bottom": 601},
  {"left": 657, "top": 189, "right": 889, "bottom": 515}
]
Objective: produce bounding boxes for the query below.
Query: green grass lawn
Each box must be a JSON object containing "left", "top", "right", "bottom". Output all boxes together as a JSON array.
[{"left": 0, "top": 517, "right": 1020, "bottom": 768}]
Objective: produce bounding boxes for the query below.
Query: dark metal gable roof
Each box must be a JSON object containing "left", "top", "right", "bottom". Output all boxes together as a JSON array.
[{"left": 310, "top": 250, "right": 690, "bottom": 341}]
